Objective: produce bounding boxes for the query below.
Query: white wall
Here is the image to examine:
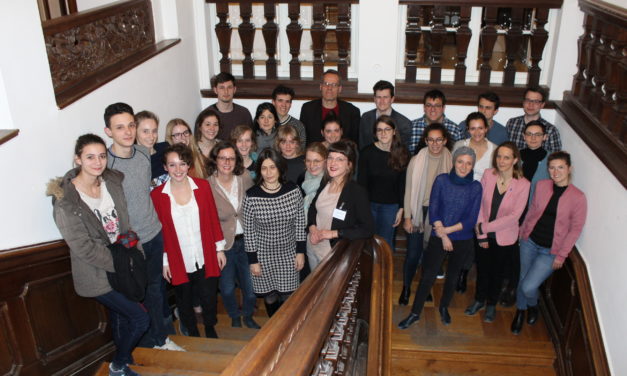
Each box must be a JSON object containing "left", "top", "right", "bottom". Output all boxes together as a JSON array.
[
  {"left": 553, "top": 114, "right": 627, "bottom": 376},
  {"left": 0, "top": 1, "right": 202, "bottom": 249}
]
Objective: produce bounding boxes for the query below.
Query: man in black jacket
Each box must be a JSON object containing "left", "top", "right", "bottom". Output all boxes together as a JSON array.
[{"left": 299, "top": 69, "right": 360, "bottom": 145}]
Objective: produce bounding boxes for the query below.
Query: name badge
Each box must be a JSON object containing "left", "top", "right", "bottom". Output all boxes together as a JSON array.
[{"left": 333, "top": 208, "right": 347, "bottom": 221}]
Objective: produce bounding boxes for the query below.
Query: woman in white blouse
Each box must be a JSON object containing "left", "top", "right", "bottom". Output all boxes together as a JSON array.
[
  {"left": 453, "top": 112, "right": 497, "bottom": 182},
  {"left": 151, "top": 143, "right": 226, "bottom": 338}
]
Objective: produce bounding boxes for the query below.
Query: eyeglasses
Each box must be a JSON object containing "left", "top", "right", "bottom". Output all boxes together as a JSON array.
[
  {"left": 322, "top": 82, "right": 340, "bottom": 88},
  {"left": 217, "top": 156, "right": 236, "bottom": 162},
  {"left": 172, "top": 131, "right": 190, "bottom": 139},
  {"left": 425, "top": 103, "right": 443, "bottom": 109},
  {"left": 426, "top": 137, "right": 445, "bottom": 144},
  {"left": 376, "top": 127, "right": 394, "bottom": 134},
  {"left": 524, "top": 99, "right": 543, "bottom": 105},
  {"left": 524, "top": 132, "right": 545, "bottom": 138}
]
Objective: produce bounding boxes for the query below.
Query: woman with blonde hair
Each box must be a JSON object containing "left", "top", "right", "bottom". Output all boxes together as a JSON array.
[
  {"left": 301, "top": 142, "right": 327, "bottom": 270},
  {"left": 465, "top": 142, "right": 530, "bottom": 322},
  {"left": 162, "top": 118, "right": 207, "bottom": 179}
]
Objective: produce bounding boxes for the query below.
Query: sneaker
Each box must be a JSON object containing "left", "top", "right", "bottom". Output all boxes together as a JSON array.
[
  {"left": 154, "top": 337, "right": 186, "bottom": 351},
  {"left": 109, "top": 363, "right": 139, "bottom": 376},
  {"left": 436, "top": 267, "right": 445, "bottom": 279}
]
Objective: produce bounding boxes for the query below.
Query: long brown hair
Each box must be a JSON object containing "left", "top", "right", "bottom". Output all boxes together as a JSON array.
[
  {"left": 374, "top": 115, "right": 409, "bottom": 171},
  {"left": 492, "top": 141, "right": 523, "bottom": 179},
  {"left": 165, "top": 118, "right": 208, "bottom": 178}
]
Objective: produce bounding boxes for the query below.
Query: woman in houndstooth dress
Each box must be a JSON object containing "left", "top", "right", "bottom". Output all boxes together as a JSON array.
[{"left": 243, "top": 148, "right": 307, "bottom": 317}]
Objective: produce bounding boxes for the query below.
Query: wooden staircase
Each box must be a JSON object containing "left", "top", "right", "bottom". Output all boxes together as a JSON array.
[
  {"left": 390, "top": 234, "right": 557, "bottom": 376},
  {"left": 94, "top": 304, "right": 267, "bottom": 375}
]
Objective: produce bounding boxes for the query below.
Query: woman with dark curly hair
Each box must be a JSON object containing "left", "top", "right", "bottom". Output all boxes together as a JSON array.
[
  {"left": 243, "top": 148, "right": 307, "bottom": 317},
  {"left": 253, "top": 102, "right": 280, "bottom": 152}
]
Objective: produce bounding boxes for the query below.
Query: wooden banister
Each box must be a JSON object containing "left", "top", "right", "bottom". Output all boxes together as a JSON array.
[
  {"left": 219, "top": 237, "right": 392, "bottom": 376},
  {"left": 557, "top": 0, "right": 627, "bottom": 189},
  {"left": 41, "top": 0, "right": 179, "bottom": 108}
]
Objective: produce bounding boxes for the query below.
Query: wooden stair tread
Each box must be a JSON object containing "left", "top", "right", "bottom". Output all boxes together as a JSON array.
[
  {"left": 168, "top": 335, "right": 247, "bottom": 354},
  {"left": 391, "top": 358, "right": 556, "bottom": 376},
  {"left": 132, "top": 347, "right": 234, "bottom": 373},
  {"left": 95, "top": 362, "right": 219, "bottom": 376}
]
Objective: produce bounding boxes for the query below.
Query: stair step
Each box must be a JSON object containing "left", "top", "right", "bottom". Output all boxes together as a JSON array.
[
  {"left": 167, "top": 335, "right": 247, "bottom": 355},
  {"left": 391, "top": 306, "right": 554, "bottom": 367},
  {"left": 95, "top": 362, "right": 219, "bottom": 376},
  {"left": 132, "top": 347, "right": 234, "bottom": 373},
  {"left": 391, "top": 358, "right": 556, "bottom": 376}
]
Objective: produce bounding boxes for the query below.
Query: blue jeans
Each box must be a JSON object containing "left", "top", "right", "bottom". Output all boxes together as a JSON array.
[
  {"left": 402, "top": 231, "right": 424, "bottom": 287},
  {"left": 138, "top": 231, "right": 168, "bottom": 347},
  {"left": 516, "top": 238, "right": 556, "bottom": 309},
  {"left": 370, "top": 202, "right": 399, "bottom": 250},
  {"left": 95, "top": 290, "right": 149, "bottom": 368},
  {"left": 219, "top": 237, "right": 257, "bottom": 318}
]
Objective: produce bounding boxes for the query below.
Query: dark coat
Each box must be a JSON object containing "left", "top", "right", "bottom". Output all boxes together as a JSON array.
[
  {"left": 299, "top": 99, "right": 361, "bottom": 145},
  {"left": 307, "top": 180, "right": 375, "bottom": 247}
]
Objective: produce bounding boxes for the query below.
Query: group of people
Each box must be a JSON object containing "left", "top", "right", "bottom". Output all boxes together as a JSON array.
[{"left": 48, "top": 69, "right": 587, "bottom": 376}]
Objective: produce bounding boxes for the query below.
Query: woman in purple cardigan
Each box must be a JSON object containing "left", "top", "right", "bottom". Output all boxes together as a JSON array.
[
  {"left": 511, "top": 151, "right": 587, "bottom": 334},
  {"left": 465, "top": 142, "right": 530, "bottom": 323}
]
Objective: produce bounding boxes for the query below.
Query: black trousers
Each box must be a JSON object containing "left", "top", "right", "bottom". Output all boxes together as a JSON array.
[
  {"left": 173, "top": 266, "right": 218, "bottom": 337},
  {"left": 411, "top": 237, "right": 473, "bottom": 315},
  {"left": 475, "top": 238, "right": 518, "bottom": 305}
]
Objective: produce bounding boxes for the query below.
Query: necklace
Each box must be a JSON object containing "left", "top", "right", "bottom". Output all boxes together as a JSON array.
[
  {"left": 497, "top": 175, "right": 512, "bottom": 187},
  {"left": 262, "top": 182, "right": 281, "bottom": 192}
]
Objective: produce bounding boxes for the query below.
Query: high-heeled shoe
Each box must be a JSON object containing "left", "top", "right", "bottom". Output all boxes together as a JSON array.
[
  {"left": 526, "top": 305, "right": 539, "bottom": 325},
  {"left": 398, "top": 312, "right": 420, "bottom": 329},
  {"left": 439, "top": 307, "right": 451, "bottom": 325},
  {"left": 511, "top": 309, "right": 525, "bottom": 334},
  {"left": 398, "top": 286, "right": 410, "bottom": 306}
]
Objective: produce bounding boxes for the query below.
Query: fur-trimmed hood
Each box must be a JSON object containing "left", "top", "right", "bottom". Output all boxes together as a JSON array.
[{"left": 46, "top": 168, "right": 123, "bottom": 205}]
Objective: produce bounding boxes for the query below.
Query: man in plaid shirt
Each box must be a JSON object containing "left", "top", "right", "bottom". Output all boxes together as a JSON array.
[
  {"left": 506, "top": 87, "right": 562, "bottom": 153},
  {"left": 408, "top": 89, "right": 463, "bottom": 155}
]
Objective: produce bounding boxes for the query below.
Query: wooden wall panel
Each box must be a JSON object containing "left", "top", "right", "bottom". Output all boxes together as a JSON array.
[
  {"left": 541, "top": 247, "right": 610, "bottom": 376},
  {"left": 0, "top": 241, "right": 113, "bottom": 376}
]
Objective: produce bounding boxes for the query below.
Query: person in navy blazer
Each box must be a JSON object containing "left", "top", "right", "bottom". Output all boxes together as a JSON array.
[
  {"left": 359, "top": 80, "right": 411, "bottom": 149},
  {"left": 299, "top": 69, "right": 360, "bottom": 145}
]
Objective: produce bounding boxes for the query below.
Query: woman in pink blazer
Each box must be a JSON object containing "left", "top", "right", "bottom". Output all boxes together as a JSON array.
[
  {"left": 511, "top": 151, "right": 587, "bottom": 334},
  {"left": 465, "top": 142, "right": 530, "bottom": 322}
]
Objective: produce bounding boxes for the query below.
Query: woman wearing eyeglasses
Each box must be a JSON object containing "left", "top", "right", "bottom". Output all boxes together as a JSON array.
[
  {"left": 207, "top": 141, "right": 260, "bottom": 329},
  {"left": 358, "top": 115, "right": 409, "bottom": 251},
  {"left": 161, "top": 118, "right": 207, "bottom": 179},
  {"left": 398, "top": 123, "right": 453, "bottom": 306},
  {"left": 308, "top": 141, "right": 375, "bottom": 266}
]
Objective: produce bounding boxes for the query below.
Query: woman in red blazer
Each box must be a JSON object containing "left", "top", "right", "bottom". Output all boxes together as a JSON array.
[
  {"left": 511, "top": 151, "right": 587, "bottom": 334},
  {"left": 465, "top": 142, "right": 530, "bottom": 323},
  {"left": 151, "top": 144, "right": 226, "bottom": 338}
]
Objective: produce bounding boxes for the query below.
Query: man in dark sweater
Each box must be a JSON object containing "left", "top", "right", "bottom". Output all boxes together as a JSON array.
[
  {"left": 206, "top": 72, "right": 253, "bottom": 140},
  {"left": 359, "top": 80, "right": 411, "bottom": 149},
  {"left": 299, "top": 69, "right": 360, "bottom": 145}
]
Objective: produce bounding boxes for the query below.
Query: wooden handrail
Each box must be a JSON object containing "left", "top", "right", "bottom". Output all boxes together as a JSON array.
[
  {"left": 219, "top": 237, "right": 392, "bottom": 376},
  {"left": 557, "top": 0, "right": 627, "bottom": 188}
]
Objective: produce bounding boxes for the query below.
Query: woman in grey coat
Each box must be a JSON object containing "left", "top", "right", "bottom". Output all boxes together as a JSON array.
[{"left": 47, "top": 134, "right": 148, "bottom": 376}]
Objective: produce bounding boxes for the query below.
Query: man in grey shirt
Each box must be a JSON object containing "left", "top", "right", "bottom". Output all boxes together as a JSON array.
[{"left": 104, "top": 102, "right": 183, "bottom": 351}]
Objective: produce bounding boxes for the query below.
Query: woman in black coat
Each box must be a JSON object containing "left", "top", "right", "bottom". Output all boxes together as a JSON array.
[{"left": 307, "top": 141, "right": 375, "bottom": 266}]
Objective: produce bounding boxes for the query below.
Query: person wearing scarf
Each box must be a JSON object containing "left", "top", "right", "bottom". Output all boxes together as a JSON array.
[{"left": 399, "top": 146, "right": 482, "bottom": 329}]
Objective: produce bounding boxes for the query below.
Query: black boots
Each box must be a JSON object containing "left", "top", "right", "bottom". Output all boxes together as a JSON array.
[
  {"left": 527, "top": 305, "right": 539, "bottom": 325},
  {"left": 511, "top": 309, "right": 525, "bottom": 334},
  {"left": 398, "top": 312, "right": 420, "bottom": 329},
  {"left": 243, "top": 315, "right": 261, "bottom": 329},
  {"left": 439, "top": 307, "right": 451, "bottom": 325},
  {"left": 398, "top": 286, "right": 411, "bottom": 306},
  {"left": 464, "top": 300, "right": 485, "bottom": 316},
  {"left": 456, "top": 270, "right": 468, "bottom": 293},
  {"left": 499, "top": 287, "right": 516, "bottom": 307}
]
